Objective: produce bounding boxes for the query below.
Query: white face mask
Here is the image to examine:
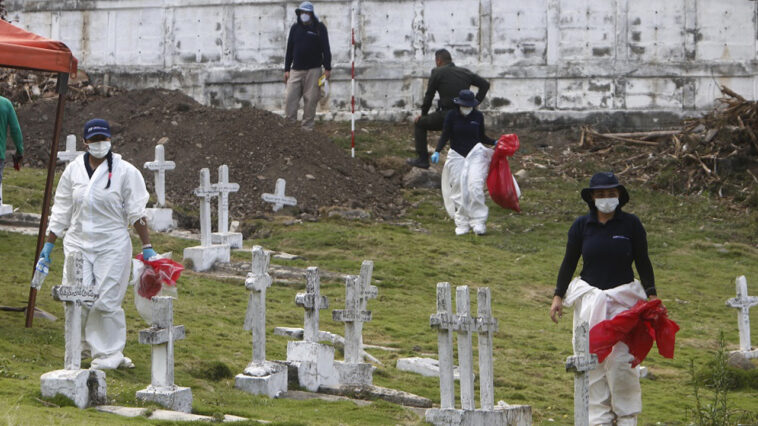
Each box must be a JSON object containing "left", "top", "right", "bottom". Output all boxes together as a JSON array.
[
  {"left": 460, "top": 107, "right": 473, "bottom": 116},
  {"left": 88, "top": 141, "right": 111, "bottom": 159},
  {"left": 300, "top": 13, "right": 311, "bottom": 23},
  {"left": 595, "top": 197, "right": 619, "bottom": 214}
]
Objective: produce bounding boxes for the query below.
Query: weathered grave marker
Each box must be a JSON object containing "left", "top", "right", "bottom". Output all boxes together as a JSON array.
[
  {"left": 261, "top": 178, "right": 297, "bottom": 212},
  {"left": 211, "top": 164, "right": 242, "bottom": 248},
  {"left": 726, "top": 275, "right": 758, "bottom": 358},
  {"left": 235, "top": 246, "right": 287, "bottom": 397},
  {"left": 143, "top": 144, "right": 176, "bottom": 231},
  {"left": 57, "top": 134, "right": 83, "bottom": 165},
  {"left": 286, "top": 267, "right": 338, "bottom": 391},
  {"left": 40, "top": 252, "right": 107, "bottom": 409},
  {"left": 565, "top": 321, "right": 598, "bottom": 426},
  {"left": 182, "top": 168, "right": 230, "bottom": 271}
]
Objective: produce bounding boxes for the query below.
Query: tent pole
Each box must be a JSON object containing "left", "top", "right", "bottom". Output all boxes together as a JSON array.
[{"left": 26, "top": 72, "right": 68, "bottom": 328}]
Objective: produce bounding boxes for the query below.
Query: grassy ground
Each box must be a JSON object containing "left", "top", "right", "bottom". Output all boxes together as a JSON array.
[{"left": 1, "top": 134, "right": 757, "bottom": 425}]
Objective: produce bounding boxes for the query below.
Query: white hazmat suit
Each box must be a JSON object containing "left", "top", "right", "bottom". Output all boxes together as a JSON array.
[
  {"left": 48, "top": 153, "right": 149, "bottom": 369},
  {"left": 441, "top": 143, "right": 493, "bottom": 233},
  {"left": 563, "top": 278, "right": 646, "bottom": 426}
]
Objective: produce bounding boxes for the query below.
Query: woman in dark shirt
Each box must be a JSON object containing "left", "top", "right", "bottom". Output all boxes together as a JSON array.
[
  {"left": 432, "top": 89, "right": 496, "bottom": 235},
  {"left": 549, "top": 172, "right": 657, "bottom": 426}
]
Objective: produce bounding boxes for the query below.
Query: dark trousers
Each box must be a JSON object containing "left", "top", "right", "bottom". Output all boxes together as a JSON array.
[{"left": 413, "top": 110, "right": 449, "bottom": 160}]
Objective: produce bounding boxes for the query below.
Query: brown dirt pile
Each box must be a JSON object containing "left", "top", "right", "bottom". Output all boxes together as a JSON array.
[{"left": 16, "top": 88, "right": 405, "bottom": 223}]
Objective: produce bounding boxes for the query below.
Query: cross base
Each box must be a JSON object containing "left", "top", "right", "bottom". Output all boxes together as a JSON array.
[
  {"left": 211, "top": 232, "right": 243, "bottom": 249},
  {"left": 235, "top": 361, "right": 288, "bottom": 398},
  {"left": 182, "top": 244, "right": 230, "bottom": 272},
  {"left": 0, "top": 204, "right": 12, "bottom": 216},
  {"left": 334, "top": 361, "right": 373, "bottom": 386},
  {"left": 145, "top": 208, "right": 176, "bottom": 232},
  {"left": 730, "top": 349, "right": 758, "bottom": 360},
  {"left": 425, "top": 405, "right": 532, "bottom": 426},
  {"left": 136, "top": 385, "right": 192, "bottom": 413},
  {"left": 286, "top": 341, "right": 338, "bottom": 392},
  {"left": 40, "top": 369, "right": 107, "bottom": 409},
  {"left": 396, "top": 357, "right": 462, "bottom": 380}
]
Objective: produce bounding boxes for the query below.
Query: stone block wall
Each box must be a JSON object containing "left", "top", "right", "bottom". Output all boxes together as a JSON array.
[{"left": 7, "top": 0, "right": 758, "bottom": 122}]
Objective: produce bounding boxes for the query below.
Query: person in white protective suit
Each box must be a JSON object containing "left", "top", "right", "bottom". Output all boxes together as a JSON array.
[
  {"left": 549, "top": 172, "right": 658, "bottom": 426},
  {"left": 38, "top": 118, "right": 158, "bottom": 370},
  {"left": 431, "top": 89, "right": 497, "bottom": 235}
]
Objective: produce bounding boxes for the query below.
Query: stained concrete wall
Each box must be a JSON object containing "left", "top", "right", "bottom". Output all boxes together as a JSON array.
[{"left": 6, "top": 0, "right": 758, "bottom": 123}]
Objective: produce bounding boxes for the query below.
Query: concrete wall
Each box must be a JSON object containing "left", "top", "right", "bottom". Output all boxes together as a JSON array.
[{"left": 7, "top": 0, "right": 758, "bottom": 123}]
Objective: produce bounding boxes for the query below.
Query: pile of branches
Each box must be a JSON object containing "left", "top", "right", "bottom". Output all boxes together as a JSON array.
[{"left": 0, "top": 69, "right": 119, "bottom": 106}]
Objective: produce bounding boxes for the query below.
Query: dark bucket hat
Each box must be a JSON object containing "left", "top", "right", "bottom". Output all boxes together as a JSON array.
[
  {"left": 453, "top": 89, "right": 479, "bottom": 107},
  {"left": 581, "top": 171, "right": 629, "bottom": 208}
]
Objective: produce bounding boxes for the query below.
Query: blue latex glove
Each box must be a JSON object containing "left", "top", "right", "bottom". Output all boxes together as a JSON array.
[
  {"left": 143, "top": 247, "right": 158, "bottom": 261},
  {"left": 39, "top": 242, "right": 54, "bottom": 264},
  {"left": 431, "top": 152, "right": 440, "bottom": 164}
]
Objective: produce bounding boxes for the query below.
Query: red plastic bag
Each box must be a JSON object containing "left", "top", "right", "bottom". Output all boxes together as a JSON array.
[
  {"left": 589, "top": 299, "right": 680, "bottom": 367},
  {"left": 487, "top": 134, "right": 521, "bottom": 212},
  {"left": 136, "top": 253, "right": 184, "bottom": 299}
]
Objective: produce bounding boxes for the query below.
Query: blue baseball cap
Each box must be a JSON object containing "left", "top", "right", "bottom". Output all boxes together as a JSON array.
[
  {"left": 83, "top": 118, "right": 111, "bottom": 140},
  {"left": 296, "top": 1, "right": 315, "bottom": 14}
]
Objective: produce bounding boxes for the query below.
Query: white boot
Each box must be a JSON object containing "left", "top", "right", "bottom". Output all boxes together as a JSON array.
[{"left": 472, "top": 224, "right": 486, "bottom": 235}]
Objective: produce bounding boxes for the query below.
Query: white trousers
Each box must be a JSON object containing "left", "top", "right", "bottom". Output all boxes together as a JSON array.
[
  {"left": 563, "top": 278, "right": 647, "bottom": 425},
  {"left": 62, "top": 241, "right": 132, "bottom": 369},
  {"left": 440, "top": 144, "right": 493, "bottom": 228}
]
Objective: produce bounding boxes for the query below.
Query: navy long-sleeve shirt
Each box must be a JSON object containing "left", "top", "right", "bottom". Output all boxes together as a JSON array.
[
  {"left": 554, "top": 209, "right": 656, "bottom": 298},
  {"left": 435, "top": 109, "right": 495, "bottom": 157},
  {"left": 421, "top": 63, "right": 489, "bottom": 115},
  {"left": 284, "top": 19, "right": 331, "bottom": 72}
]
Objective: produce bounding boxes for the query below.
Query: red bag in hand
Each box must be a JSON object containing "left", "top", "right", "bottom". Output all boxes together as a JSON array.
[
  {"left": 487, "top": 134, "right": 521, "bottom": 212},
  {"left": 136, "top": 253, "right": 184, "bottom": 299}
]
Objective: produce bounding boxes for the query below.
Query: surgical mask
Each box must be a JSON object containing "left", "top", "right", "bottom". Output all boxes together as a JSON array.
[
  {"left": 88, "top": 141, "right": 111, "bottom": 159},
  {"left": 460, "top": 107, "right": 473, "bottom": 116},
  {"left": 300, "top": 13, "right": 311, "bottom": 23},
  {"left": 595, "top": 197, "right": 619, "bottom": 213}
]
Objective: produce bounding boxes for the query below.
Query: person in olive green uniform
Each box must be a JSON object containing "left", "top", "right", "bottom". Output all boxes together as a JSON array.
[
  {"left": 0, "top": 95, "right": 23, "bottom": 205},
  {"left": 407, "top": 49, "right": 490, "bottom": 169}
]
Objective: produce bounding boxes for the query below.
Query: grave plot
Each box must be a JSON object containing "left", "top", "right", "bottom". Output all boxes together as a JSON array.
[
  {"left": 726, "top": 275, "right": 758, "bottom": 359},
  {"left": 143, "top": 144, "right": 177, "bottom": 232},
  {"left": 182, "top": 168, "right": 230, "bottom": 271},
  {"left": 565, "top": 322, "right": 598, "bottom": 426},
  {"left": 210, "top": 164, "right": 242, "bottom": 248}
]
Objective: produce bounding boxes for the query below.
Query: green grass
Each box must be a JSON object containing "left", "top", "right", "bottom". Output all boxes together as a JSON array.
[{"left": 1, "top": 162, "right": 757, "bottom": 425}]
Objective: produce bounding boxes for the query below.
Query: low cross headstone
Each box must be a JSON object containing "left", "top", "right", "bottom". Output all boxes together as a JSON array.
[
  {"left": 426, "top": 283, "right": 532, "bottom": 426},
  {"left": 211, "top": 165, "right": 242, "bottom": 248},
  {"left": 57, "top": 134, "right": 83, "bottom": 165},
  {"left": 136, "top": 296, "right": 192, "bottom": 413},
  {"left": 235, "top": 246, "right": 287, "bottom": 397},
  {"left": 143, "top": 144, "right": 176, "bottom": 231},
  {"left": 286, "top": 267, "right": 338, "bottom": 391},
  {"left": 726, "top": 276, "right": 758, "bottom": 358},
  {"left": 143, "top": 144, "right": 175, "bottom": 207},
  {"left": 0, "top": 181, "right": 12, "bottom": 216},
  {"left": 40, "top": 251, "right": 107, "bottom": 409},
  {"left": 332, "top": 260, "right": 379, "bottom": 385},
  {"left": 261, "top": 178, "right": 297, "bottom": 212},
  {"left": 182, "top": 168, "right": 230, "bottom": 271},
  {"left": 566, "top": 321, "right": 598, "bottom": 426}
]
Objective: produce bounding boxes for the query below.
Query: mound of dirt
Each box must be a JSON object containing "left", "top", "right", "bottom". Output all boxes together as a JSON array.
[{"left": 16, "top": 89, "right": 405, "bottom": 223}]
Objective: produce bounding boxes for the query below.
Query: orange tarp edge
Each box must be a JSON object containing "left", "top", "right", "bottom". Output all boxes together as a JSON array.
[{"left": 0, "top": 20, "right": 77, "bottom": 74}]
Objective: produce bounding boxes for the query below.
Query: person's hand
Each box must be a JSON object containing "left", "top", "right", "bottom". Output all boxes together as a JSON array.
[
  {"left": 323, "top": 70, "right": 331, "bottom": 80},
  {"left": 431, "top": 152, "right": 440, "bottom": 164},
  {"left": 143, "top": 247, "right": 158, "bottom": 261},
  {"left": 40, "top": 242, "right": 54, "bottom": 265},
  {"left": 550, "top": 295, "right": 563, "bottom": 323},
  {"left": 284, "top": 72, "right": 290, "bottom": 83},
  {"left": 414, "top": 115, "right": 422, "bottom": 123},
  {"left": 648, "top": 295, "right": 658, "bottom": 301},
  {"left": 12, "top": 153, "right": 22, "bottom": 171}
]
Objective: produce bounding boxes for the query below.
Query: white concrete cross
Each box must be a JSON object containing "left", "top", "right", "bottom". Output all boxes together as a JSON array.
[
  {"left": 429, "top": 282, "right": 456, "bottom": 410},
  {"left": 57, "top": 134, "right": 83, "bottom": 165},
  {"left": 726, "top": 275, "right": 758, "bottom": 355},
  {"left": 261, "top": 178, "right": 297, "bottom": 212},
  {"left": 295, "top": 267, "right": 329, "bottom": 343},
  {"left": 214, "top": 165, "right": 239, "bottom": 234},
  {"left": 0, "top": 181, "right": 11, "bottom": 215},
  {"left": 475, "top": 287, "right": 498, "bottom": 410},
  {"left": 138, "top": 296, "right": 186, "bottom": 389},
  {"left": 454, "top": 286, "right": 476, "bottom": 411},
  {"left": 143, "top": 144, "right": 176, "bottom": 207},
  {"left": 51, "top": 251, "right": 98, "bottom": 370},
  {"left": 566, "top": 321, "right": 598, "bottom": 426},
  {"left": 332, "top": 260, "right": 378, "bottom": 364},
  {"left": 244, "top": 246, "right": 273, "bottom": 364},
  {"left": 193, "top": 168, "right": 219, "bottom": 246}
]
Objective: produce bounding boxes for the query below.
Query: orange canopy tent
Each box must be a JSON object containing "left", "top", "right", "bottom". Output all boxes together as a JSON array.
[{"left": 0, "top": 20, "right": 78, "bottom": 327}]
